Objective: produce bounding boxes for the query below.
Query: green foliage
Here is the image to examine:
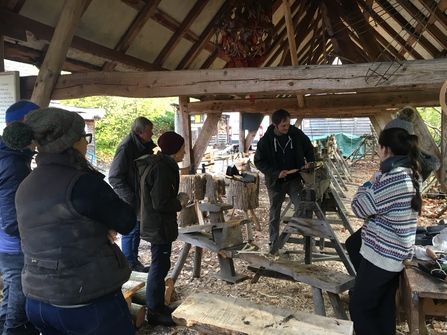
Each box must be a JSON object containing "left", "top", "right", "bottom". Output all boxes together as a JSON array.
[
  {"left": 60, "top": 96, "right": 177, "bottom": 162},
  {"left": 417, "top": 107, "right": 441, "bottom": 144}
]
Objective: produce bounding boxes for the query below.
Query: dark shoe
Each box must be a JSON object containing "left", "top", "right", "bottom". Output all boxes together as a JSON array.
[
  {"left": 132, "top": 259, "right": 150, "bottom": 273},
  {"left": 147, "top": 309, "right": 176, "bottom": 327},
  {"left": 163, "top": 305, "right": 177, "bottom": 315}
]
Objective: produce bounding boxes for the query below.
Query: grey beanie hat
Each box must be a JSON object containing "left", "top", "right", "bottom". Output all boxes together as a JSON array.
[
  {"left": 3, "top": 107, "right": 85, "bottom": 153},
  {"left": 383, "top": 106, "right": 416, "bottom": 134}
]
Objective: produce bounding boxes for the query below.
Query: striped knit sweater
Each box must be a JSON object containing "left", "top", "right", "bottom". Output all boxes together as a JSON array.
[{"left": 351, "top": 166, "right": 418, "bottom": 272}]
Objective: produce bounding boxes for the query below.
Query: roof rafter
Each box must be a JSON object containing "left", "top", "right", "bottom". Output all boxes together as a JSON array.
[
  {"left": 102, "top": 0, "right": 162, "bottom": 72},
  {"left": 154, "top": 0, "right": 208, "bottom": 67}
]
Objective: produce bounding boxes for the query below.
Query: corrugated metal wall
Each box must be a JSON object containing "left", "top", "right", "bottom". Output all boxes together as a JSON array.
[{"left": 300, "top": 117, "right": 372, "bottom": 137}]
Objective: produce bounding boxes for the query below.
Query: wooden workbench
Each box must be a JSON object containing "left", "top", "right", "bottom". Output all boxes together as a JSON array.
[{"left": 398, "top": 260, "right": 447, "bottom": 335}]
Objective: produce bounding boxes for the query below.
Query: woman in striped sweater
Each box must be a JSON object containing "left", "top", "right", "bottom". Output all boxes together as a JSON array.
[{"left": 349, "top": 127, "right": 422, "bottom": 335}]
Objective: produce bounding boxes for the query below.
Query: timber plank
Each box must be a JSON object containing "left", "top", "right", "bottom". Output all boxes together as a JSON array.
[
  {"left": 237, "top": 253, "right": 355, "bottom": 294},
  {"left": 172, "top": 292, "right": 353, "bottom": 335}
]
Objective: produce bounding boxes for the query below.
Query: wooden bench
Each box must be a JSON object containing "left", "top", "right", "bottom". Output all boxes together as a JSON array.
[
  {"left": 237, "top": 253, "right": 355, "bottom": 320},
  {"left": 172, "top": 292, "right": 353, "bottom": 334}
]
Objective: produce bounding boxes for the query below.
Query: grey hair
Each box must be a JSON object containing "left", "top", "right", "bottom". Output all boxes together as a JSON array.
[{"left": 131, "top": 117, "right": 153, "bottom": 134}]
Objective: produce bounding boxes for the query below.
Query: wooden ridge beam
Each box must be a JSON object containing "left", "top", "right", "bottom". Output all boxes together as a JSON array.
[{"left": 17, "top": 58, "right": 447, "bottom": 100}]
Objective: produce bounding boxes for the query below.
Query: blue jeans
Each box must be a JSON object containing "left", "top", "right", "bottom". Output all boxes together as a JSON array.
[
  {"left": 0, "top": 252, "right": 38, "bottom": 335},
  {"left": 121, "top": 221, "right": 140, "bottom": 266},
  {"left": 146, "top": 243, "right": 171, "bottom": 312},
  {"left": 26, "top": 291, "right": 134, "bottom": 335}
]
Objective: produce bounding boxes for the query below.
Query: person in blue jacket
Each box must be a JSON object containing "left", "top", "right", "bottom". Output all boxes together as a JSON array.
[{"left": 0, "top": 101, "right": 40, "bottom": 335}]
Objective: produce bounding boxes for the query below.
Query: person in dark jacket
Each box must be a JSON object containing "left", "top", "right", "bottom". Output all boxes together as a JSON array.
[
  {"left": 2, "top": 107, "right": 136, "bottom": 335},
  {"left": 135, "top": 131, "right": 189, "bottom": 327},
  {"left": 254, "top": 109, "right": 315, "bottom": 247},
  {"left": 109, "top": 117, "right": 155, "bottom": 273},
  {"left": 0, "top": 101, "right": 39, "bottom": 335}
]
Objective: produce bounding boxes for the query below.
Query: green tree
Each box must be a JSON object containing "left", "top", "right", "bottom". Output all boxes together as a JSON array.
[
  {"left": 417, "top": 107, "right": 441, "bottom": 145},
  {"left": 60, "top": 96, "right": 177, "bottom": 162}
]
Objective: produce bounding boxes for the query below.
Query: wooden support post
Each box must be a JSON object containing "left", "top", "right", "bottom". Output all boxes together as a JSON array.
[
  {"left": 31, "top": 0, "right": 87, "bottom": 107},
  {"left": 193, "top": 113, "right": 221, "bottom": 169},
  {"left": 170, "top": 242, "right": 192, "bottom": 282},
  {"left": 0, "top": 35, "right": 4, "bottom": 72},
  {"left": 193, "top": 247, "right": 202, "bottom": 278},
  {"left": 178, "top": 96, "right": 192, "bottom": 169}
]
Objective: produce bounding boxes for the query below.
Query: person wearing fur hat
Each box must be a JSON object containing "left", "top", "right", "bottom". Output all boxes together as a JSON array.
[
  {"left": 0, "top": 101, "right": 39, "bottom": 335},
  {"left": 135, "top": 131, "right": 189, "bottom": 327},
  {"left": 2, "top": 107, "right": 137, "bottom": 335}
]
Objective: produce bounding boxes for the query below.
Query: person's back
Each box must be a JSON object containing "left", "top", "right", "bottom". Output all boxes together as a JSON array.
[
  {"left": 0, "top": 100, "right": 39, "bottom": 335},
  {"left": 3, "top": 107, "right": 137, "bottom": 335}
]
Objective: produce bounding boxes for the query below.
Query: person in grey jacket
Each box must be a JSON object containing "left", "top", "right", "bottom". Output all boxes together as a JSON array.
[
  {"left": 254, "top": 109, "right": 315, "bottom": 247},
  {"left": 109, "top": 116, "right": 155, "bottom": 272}
]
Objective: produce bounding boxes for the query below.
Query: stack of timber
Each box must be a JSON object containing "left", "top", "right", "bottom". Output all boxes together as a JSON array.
[
  {"left": 121, "top": 279, "right": 146, "bottom": 328},
  {"left": 172, "top": 292, "right": 353, "bottom": 334}
]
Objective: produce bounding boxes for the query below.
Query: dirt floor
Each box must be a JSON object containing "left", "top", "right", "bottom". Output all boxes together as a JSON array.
[{"left": 133, "top": 160, "right": 447, "bottom": 335}]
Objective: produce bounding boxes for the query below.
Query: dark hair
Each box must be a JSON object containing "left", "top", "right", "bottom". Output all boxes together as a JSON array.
[
  {"left": 378, "top": 128, "right": 422, "bottom": 214},
  {"left": 272, "top": 109, "right": 290, "bottom": 126},
  {"left": 131, "top": 117, "right": 153, "bottom": 134},
  {"left": 64, "top": 148, "right": 102, "bottom": 176}
]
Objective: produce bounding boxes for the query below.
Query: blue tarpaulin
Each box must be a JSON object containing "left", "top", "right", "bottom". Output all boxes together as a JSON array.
[{"left": 309, "top": 132, "right": 364, "bottom": 157}]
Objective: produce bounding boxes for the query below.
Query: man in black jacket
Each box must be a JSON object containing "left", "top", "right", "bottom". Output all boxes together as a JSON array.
[
  {"left": 254, "top": 109, "right": 315, "bottom": 247},
  {"left": 109, "top": 116, "right": 155, "bottom": 272}
]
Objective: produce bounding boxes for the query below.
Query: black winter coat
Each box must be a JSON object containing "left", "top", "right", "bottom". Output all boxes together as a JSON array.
[
  {"left": 109, "top": 132, "right": 155, "bottom": 219},
  {"left": 135, "top": 152, "right": 182, "bottom": 245},
  {"left": 254, "top": 124, "right": 315, "bottom": 191}
]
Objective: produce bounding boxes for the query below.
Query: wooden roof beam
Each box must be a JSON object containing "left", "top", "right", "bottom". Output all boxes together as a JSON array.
[
  {"left": 18, "top": 58, "right": 447, "bottom": 100},
  {"left": 338, "top": 0, "right": 387, "bottom": 61},
  {"left": 102, "top": 0, "right": 161, "bottom": 72},
  {"left": 322, "top": 0, "right": 365, "bottom": 63},
  {"left": 397, "top": 0, "right": 447, "bottom": 51},
  {"left": 375, "top": 0, "right": 439, "bottom": 58},
  {"left": 185, "top": 90, "right": 439, "bottom": 114},
  {"left": 154, "top": 0, "right": 208, "bottom": 67},
  {"left": 420, "top": 0, "right": 447, "bottom": 31},
  {"left": 176, "top": 3, "right": 227, "bottom": 70},
  {"left": 356, "top": 1, "right": 424, "bottom": 60},
  {"left": 0, "top": 9, "right": 165, "bottom": 72},
  {"left": 31, "top": 0, "right": 87, "bottom": 107}
]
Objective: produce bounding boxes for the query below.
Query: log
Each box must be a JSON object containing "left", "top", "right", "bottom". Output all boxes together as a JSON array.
[
  {"left": 121, "top": 280, "right": 145, "bottom": 309},
  {"left": 178, "top": 203, "right": 198, "bottom": 227},
  {"left": 205, "top": 174, "right": 226, "bottom": 203},
  {"left": 128, "top": 272, "right": 175, "bottom": 306},
  {"left": 179, "top": 174, "right": 206, "bottom": 200},
  {"left": 227, "top": 172, "right": 259, "bottom": 210},
  {"left": 130, "top": 303, "right": 146, "bottom": 328}
]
